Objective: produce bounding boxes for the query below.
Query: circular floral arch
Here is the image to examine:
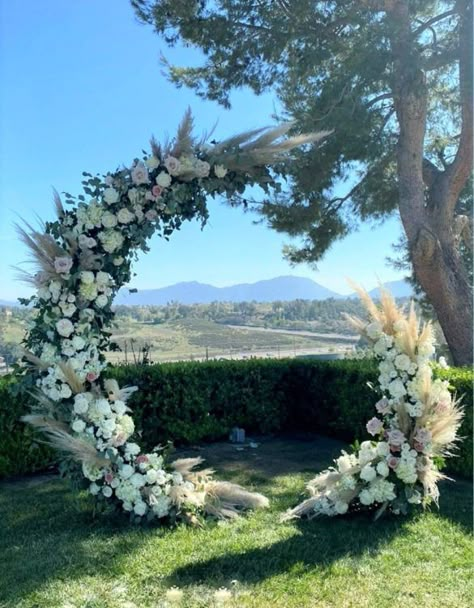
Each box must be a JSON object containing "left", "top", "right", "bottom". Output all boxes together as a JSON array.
[{"left": 19, "top": 112, "right": 327, "bottom": 523}]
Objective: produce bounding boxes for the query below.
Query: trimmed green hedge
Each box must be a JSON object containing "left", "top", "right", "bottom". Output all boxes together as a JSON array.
[{"left": 0, "top": 359, "right": 471, "bottom": 478}]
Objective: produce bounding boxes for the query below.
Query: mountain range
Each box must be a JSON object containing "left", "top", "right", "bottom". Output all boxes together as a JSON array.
[
  {"left": 0, "top": 277, "right": 413, "bottom": 307},
  {"left": 114, "top": 276, "right": 413, "bottom": 306}
]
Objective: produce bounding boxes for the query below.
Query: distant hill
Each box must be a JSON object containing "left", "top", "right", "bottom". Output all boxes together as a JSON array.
[
  {"left": 0, "top": 299, "right": 18, "bottom": 307},
  {"left": 367, "top": 280, "right": 414, "bottom": 299},
  {"left": 114, "top": 276, "right": 343, "bottom": 305}
]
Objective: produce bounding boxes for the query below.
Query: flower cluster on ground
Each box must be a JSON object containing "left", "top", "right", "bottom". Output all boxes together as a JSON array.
[{"left": 284, "top": 287, "right": 464, "bottom": 520}]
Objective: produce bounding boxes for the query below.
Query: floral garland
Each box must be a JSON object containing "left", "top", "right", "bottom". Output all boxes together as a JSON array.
[
  {"left": 284, "top": 286, "right": 464, "bottom": 520},
  {"left": 19, "top": 112, "right": 327, "bottom": 523}
]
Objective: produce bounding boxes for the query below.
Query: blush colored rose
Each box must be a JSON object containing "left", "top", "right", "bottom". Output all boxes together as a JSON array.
[
  {"left": 104, "top": 472, "right": 114, "bottom": 483},
  {"left": 54, "top": 256, "right": 73, "bottom": 274},
  {"left": 387, "top": 429, "right": 405, "bottom": 446},
  {"left": 164, "top": 155, "right": 181, "bottom": 175},
  {"left": 366, "top": 417, "right": 384, "bottom": 436},
  {"left": 136, "top": 455, "right": 149, "bottom": 465},
  {"left": 131, "top": 161, "right": 150, "bottom": 185},
  {"left": 375, "top": 397, "right": 391, "bottom": 415},
  {"left": 388, "top": 456, "right": 399, "bottom": 469},
  {"left": 152, "top": 185, "right": 163, "bottom": 198},
  {"left": 86, "top": 372, "right": 98, "bottom": 382}
]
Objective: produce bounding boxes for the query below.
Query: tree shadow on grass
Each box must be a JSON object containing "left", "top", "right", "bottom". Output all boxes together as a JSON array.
[
  {"left": 166, "top": 479, "right": 473, "bottom": 589},
  {"left": 436, "top": 475, "right": 473, "bottom": 533},
  {"left": 0, "top": 480, "right": 154, "bottom": 605},
  {"left": 166, "top": 513, "right": 403, "bottom": 589}
]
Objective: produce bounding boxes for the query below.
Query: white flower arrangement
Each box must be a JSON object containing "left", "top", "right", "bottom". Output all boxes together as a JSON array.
[
  {"left": 19, "top": 112, "right": 327, "bottom": 525},
  {"left": 283, "top": 285, "right": 464, "bottom": 521}
]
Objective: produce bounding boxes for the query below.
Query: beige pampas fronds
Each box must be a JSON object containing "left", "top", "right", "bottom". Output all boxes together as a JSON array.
[
  {"left": 53, "top": 189, "right": 65, "bottom": 218},
  {"left": 210, "top": 124, "right": 331, "bottom": 172},
  {"left": 204, "top": 481, "right": 269, "bottom": 519},
  {"left": 22, "top": 414, "right": 108, "bottom": 468},
  {"left": 429, "top": 400, "right": 464, "bottom": 455},
  {"left": 15, "top": 220, "right": 67, "bottom": 285},
  {"left": 103, "top": 379, "right": 137, "bottom": 403},
  {"left": 171, "top": 107, "right": 196, "bottom": 158},
  {"left": 281, "top": 496, "right": 322, "bottom": 521},
  {"left": 58, "top": 361, "right": 85, "bottom": 394},
  {"left": 22, "top": 349, "right": 50, "bottom": 371}
]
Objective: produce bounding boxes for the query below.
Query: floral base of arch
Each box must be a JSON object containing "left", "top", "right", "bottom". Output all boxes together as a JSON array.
[{"left": 283, "top": 287, "right": 463, "bottom": 521}]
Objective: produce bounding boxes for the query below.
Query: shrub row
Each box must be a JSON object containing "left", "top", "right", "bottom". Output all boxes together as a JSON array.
[{"left": 0, "top": 359, "right": 471, "bottom": 478}]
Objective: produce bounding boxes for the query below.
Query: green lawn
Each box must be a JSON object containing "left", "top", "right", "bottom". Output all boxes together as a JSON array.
[{"left": 0, "top": 437, "right": 472, "bottom": 608}]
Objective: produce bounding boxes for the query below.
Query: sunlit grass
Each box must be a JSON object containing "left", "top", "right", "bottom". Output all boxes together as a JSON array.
[{"left": 1, "top": 442, "right": 472, "bottom": 608}]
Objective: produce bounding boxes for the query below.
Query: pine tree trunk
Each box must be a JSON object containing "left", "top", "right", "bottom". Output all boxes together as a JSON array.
[
  {"left": 409, "top": 225, "right": 473, "bottom": 366},
  {"left": 388, "top": 0, "right": 473, "bottom": 366}
]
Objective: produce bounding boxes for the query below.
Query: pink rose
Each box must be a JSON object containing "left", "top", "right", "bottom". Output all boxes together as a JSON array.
[
  {"left": 131, "top": 161, "right": 150, "bottom": 185},
  {"left": 104, "top": 472, "right": 114, "bottom": 483},
  {"left": 152, "top": 185, "right": 163, "bottom": 198},
  {"left": 366, "top": 417, "right": 384, "bottom": 436},
  {"left": 54, "top": 256, "right": 73, "bottom": 274},
  {"left": 387, "top": 456, "right": 399, "bottom": 469},
  {"left": 136, "top": 455, "right": 149, "bottom": 465},
  {"left": 413, "top": 441, "right": 424, "bottom": 452},
  {"left": 86, "top": 372, "right": 98, "bottom": 383}
]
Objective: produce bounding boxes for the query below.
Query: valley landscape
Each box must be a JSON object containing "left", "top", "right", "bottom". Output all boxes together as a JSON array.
[{"left": 0, "top": 276, "right": 412, "bottom": 368}]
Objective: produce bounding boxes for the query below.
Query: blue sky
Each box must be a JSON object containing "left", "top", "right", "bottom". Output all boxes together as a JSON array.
[{"left": 0, "top": 0, "right": 405, "bottom": 301}]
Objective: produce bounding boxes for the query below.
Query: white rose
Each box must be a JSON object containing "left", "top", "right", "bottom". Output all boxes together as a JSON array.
[
  {"left": 112, "top": 400, "right": 127, "bottom": 415},
  {"left": 102, "top": 486, "right": 113, "bottom": 498},
  {"left": 155, "top": 171, "right": 172, "bottom": 188},
  {"left": 117, "top": 208, "right": 135, "bottom": 224},
  {"left": 164, "top": 156, "right": 180, "bottom": 175},
  {"left": 119, "top": 464, "right": 134, "bottom": 479},
  {"left": 80, "top": 271, "right": 95, "bottom": 285},
  {"left": 74, "top": 394, "right": 89, "bottom": 414},
  {"left": 394, "top": 354, "right": 411, "bottom": 371},
  {"left": 56, "top": 318, "right": 74, "bottom": 337},
  {"left": 89, "top": 483, "right": 101, "bottom": 496},
  {"left": 360, "top": 464, "right": 377, "bottom": 482},
  {"left": 376, "top": 461, "right": 389, "bottom": 477},
  {"left": 130, "top": 473, "right": 146, "bottom": 488},
  {"left": 102, "top": 211, "right": 118, "bottom": 228},
  {"left": 134, "top": 501, "right": 147, "bottom": 516},
  {"left": 113, "top": 256, "right": 124, "bottom": 266},
  {"left": 95, "top": 399, "right": 112, "bottom": 416},
  {"left": 146, "top": 469, "right": 158, "bottom": 484},
  {"left": 60, "top": 384, "right": 72, "bottom": 399},
  {"left": 214, "top": 164, "right": 228, "bottom": 178},
  {"left": 72, "top": 336, "right": 85, "bottom": 351},
  {"left": 335, "top": 501, "right": 349, "bottom": 514},
  {"left": 359, "top": 489, "right": 374, "bottom": 505},
  {"left": 60, "top": 302, "right": 76, "bottom": 317},
  {"left": 72, "top": 419, "right": 86, "bottom": 433},
  {"left": 145, "top": 156, "right": 160, "bottom": 169},
  {"left": 103, "top": 187, "right": 120, "bottom": 204},
  {"left": 95, "top": 294, "right": 108, "bottom": 308}
]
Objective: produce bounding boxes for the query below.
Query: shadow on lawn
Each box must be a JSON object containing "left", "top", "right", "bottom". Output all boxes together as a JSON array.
[
  {"left": 0, "top": 481, "right": 152, "bottom": 605},
  {"left": 166, "top": 479, "right": 473, "bottom": 589}
]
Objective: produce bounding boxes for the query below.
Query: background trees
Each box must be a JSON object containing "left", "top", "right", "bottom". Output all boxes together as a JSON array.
[{"left": 132, "top": 0, "right": 473, "bottom": 365}]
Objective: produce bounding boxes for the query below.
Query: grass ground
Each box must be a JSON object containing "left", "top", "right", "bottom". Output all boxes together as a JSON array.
[{"left": 1, "top": 436, "right": 472, "bottom": 608}]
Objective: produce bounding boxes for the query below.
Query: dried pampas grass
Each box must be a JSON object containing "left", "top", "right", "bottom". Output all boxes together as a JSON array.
[{"left": 22, "top": 414, "right": 108, "bottom": 468}]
